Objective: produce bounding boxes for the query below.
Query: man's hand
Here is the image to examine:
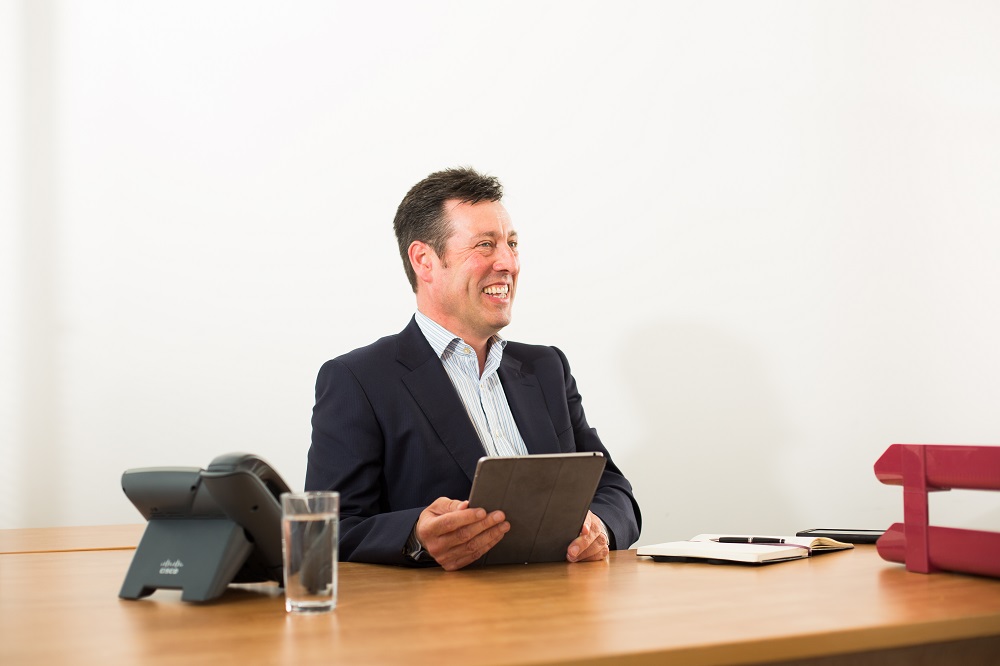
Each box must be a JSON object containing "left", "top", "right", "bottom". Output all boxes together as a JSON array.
[
  {"left": 415, "top": 497, "right": 509, "bottom": 571},
  {"left": 566, "top": 511, "right": 609, "bottom": 563}
]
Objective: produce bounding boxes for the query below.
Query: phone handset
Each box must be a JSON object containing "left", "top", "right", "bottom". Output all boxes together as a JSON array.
[{"left": 200, "top": 452, "right": 291, "bottom": 582}]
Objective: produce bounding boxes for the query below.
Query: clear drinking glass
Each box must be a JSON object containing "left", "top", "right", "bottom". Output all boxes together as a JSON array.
[{"left": 280, "top": 491, "right": 339, "bottom": 613}]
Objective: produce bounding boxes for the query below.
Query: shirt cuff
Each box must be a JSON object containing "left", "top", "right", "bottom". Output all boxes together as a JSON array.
[{"left": 404, "top": 525, "right": 432, "bottom": 563}]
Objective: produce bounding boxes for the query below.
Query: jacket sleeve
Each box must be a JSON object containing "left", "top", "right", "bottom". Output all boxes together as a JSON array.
[
  {"left": 305, "top": 359, "right": 433, "bottom": 566},
  {"left": 553, "top": 346, "right": 642, "bottom": 549}
]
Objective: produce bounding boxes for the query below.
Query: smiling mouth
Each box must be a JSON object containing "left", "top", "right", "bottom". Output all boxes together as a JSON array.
[{"left": 482, "top": 284, "right": 510, "bottom": 299}]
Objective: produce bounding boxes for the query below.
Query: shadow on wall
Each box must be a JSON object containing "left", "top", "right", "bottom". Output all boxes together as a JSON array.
[{"left": 618, "top": 319, "right": 795, "bottom": 544}]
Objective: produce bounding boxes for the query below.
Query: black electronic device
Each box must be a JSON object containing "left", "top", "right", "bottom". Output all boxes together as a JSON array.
[
  {"left": 119, "top": 452, "right": 291, "bottom": 602},
  {"left": 467, "top": 452, "right": 606, "bottom": 565},
  {"left": 795, "top": 528, "right": 884, "bottom": 544}
]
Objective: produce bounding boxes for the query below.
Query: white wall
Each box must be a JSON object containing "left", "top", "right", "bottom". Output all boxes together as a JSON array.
[
  {"left": 1, "top": 0, "right": 20, "bottom": 524},
  {"left": 4, "top": 1, "right": 999, "bottom": 543}
]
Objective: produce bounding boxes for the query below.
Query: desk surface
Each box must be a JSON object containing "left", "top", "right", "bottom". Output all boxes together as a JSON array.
[
  {"left": 0, "top": 523, "right": 145, "bottom": 554},
  {"left": 2, "top": 526, "right": 999, "bottom": 666}
]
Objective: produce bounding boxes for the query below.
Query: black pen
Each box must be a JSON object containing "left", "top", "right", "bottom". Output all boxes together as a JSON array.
[{"left": 714, "top": 537, "right": 785, "bottom": 544}]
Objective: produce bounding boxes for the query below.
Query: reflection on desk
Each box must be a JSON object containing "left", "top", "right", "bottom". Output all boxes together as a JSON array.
[{"left": 1, "top": 526, "right": 999, "bottom": 665}]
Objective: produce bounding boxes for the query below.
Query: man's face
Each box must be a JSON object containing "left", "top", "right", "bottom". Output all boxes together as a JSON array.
[{"left": 428, "top": 199, "right": 519, "bottom": 344}]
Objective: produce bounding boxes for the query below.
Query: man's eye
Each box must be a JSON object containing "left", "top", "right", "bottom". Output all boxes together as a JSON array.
[
  {"left": 478, "top": 241, "right": 494, "bottom": 249},
  {"left": 508, "top": 241, "right": 518, "bottom": 250}
]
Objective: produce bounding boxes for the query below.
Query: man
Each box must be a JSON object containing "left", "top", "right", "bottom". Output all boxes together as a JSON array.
[{"left": 306, "top": 167, "right": 640, "bottom": 570}]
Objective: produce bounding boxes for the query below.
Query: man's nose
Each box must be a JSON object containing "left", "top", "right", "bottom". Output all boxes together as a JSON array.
[{"left": 493, "top": 244, "right": 518, "bottom": 272}]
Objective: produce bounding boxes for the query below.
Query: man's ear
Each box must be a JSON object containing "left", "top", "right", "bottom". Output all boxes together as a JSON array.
[{"left": 408, "top": 241, "right": 436, "bottom": 285}]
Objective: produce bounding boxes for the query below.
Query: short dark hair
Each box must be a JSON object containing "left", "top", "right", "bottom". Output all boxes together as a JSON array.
[{"left": 393, "top": 167, "right": 504, "bottom": 292}]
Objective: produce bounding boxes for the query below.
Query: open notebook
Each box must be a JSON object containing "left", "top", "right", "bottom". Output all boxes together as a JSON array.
[{"left": 636, "top": 533, "right": 853, "bottom": 565}]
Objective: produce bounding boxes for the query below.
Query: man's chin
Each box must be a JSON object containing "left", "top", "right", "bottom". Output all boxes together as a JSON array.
[{"left": 484, "top": 312, "right": 513, "bottom": 335}]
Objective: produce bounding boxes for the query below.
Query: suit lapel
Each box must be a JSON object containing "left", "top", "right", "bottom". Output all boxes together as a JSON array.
[
  {"left": 499, "top": 351, "right": 560, "bottom": 454},
  {"left": 397, "top": 318, "right": 483, "bottom": 483}
]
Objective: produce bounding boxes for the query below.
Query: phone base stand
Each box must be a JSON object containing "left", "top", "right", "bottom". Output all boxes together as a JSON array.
[
  {"left": 873, "top": 443, "right": 1000, "bottom": 579},
  {"left": 119, "top": 518, "right": 253, "bottom": 602},
  {"left": 118, "top": 457, "right": 291, "bottom": 602}
]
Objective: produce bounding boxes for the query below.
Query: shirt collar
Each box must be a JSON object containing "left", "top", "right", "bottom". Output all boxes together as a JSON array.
[{"left": 414, "top": 311, "right": 507, "bottom": 360}]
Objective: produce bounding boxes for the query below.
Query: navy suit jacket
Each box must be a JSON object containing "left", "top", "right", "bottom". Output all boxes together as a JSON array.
[{"left": 305, "top": 317, "right": 641, "bottom": 566}]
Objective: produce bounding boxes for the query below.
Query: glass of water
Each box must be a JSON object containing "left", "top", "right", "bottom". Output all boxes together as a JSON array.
[{"left": 280, "top": 491, "right": 339, "bottom": 613}]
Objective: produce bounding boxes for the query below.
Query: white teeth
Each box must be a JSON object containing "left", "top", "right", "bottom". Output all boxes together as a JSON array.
[{"left": 483, "top": 285, "right": 509, "bottom": 296}]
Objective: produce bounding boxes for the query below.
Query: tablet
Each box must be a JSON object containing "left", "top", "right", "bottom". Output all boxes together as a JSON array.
[
  {"left": 467, "top": 452, "right": 606, "bottom": 565},
  {"left": 795, "top": 528, "right": 884, "bottom": 544}
]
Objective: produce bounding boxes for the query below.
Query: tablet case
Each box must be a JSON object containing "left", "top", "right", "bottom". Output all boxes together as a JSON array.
[{"left": 467, "top": 452, "right": 606, "bottom": 565}]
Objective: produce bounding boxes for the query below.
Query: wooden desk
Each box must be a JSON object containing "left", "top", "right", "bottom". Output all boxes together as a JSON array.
[
  {"left": 0, "top": 524, "right": 145, "bottom": 554},
  {"left": 1, "top": 527, "right": 999, "bottom": 665}
]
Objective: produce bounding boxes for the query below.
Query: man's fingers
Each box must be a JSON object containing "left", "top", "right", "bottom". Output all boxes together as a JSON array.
[
  {"left": 417, "top": 499, "right": 491, "bottom": 543},
  {"left": 432, "top": 509, "right": 505, "bottom": 550},
  {"left": 417, "top": 500, "right": 509, "bottom": 570},
  {"left": 438, "top": 520, "right": 510, "bottom": 571},
  {"left": 568, "top": 534, "right": 607, "bottom": 562},
  {"left": 571, "top": 532, "right": 608, "bottom": 562},
  {"left": 426, "top": 497, "right": 469, "bottom": 517},
  {"left": 567, "top": 512, "right": 609, "bottom": 562},
  {"left": 430, "top": 507, "right": 502, "bottom": 538}
]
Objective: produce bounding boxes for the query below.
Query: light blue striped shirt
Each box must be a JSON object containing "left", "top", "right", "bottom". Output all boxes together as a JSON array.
[{"left": 414, "top": 311, "right": 529, "bottom": 457}]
